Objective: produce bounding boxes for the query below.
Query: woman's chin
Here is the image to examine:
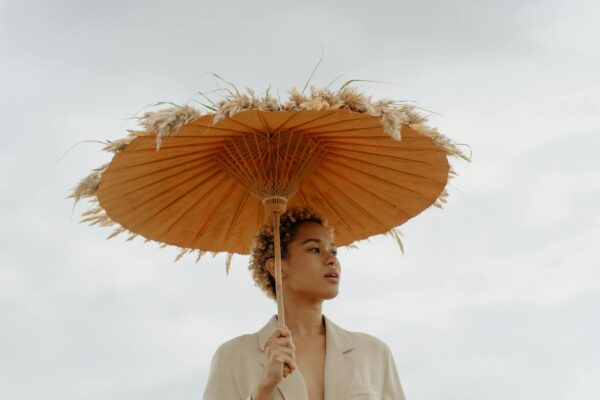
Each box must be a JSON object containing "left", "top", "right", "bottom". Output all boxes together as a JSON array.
[
  {"left": 291, "top": 285, "right": 340, "bottom": 301},
  {"left": 322, "top": 287, "right": 340, "bottom": 300}
]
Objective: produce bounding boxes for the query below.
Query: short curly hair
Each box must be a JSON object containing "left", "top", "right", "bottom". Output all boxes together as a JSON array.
[{"left": 248, "top": 207, "right": 334, "bottom": 300}]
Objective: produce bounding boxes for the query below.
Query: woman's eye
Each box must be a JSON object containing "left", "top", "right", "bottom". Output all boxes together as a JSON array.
[{"left": 310, "top": 247, "right": 320, "bottom": 253}]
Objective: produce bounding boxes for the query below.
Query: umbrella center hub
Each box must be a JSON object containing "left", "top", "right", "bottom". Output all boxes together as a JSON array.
[{"left": 215, "top": 131, "right": 326, "bottom": 201}]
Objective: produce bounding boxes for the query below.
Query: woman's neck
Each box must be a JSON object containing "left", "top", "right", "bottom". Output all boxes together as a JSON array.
[{"left": 281, "top": 300, "right": 325, "bottom": 337}]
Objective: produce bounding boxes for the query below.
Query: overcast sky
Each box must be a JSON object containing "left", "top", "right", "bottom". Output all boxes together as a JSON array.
[{"left": 1, "top": 0, "right": 599, "bottom": 399}]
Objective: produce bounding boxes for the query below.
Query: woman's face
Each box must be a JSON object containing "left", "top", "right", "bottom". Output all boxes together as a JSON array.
[{"left": 281, "top": 221, "right": 340, "bottom": 301}]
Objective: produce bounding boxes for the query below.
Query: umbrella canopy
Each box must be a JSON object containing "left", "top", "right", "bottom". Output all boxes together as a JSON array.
[{"left": 70, "top": 84, "right": 468, "bottom": 337}]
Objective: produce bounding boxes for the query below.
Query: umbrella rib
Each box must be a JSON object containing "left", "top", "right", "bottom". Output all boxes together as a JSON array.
[
  {"left": 282, "top": 130, "right": 294, "bottom": 181},
  {"left": 157, "top": 173, "right": 232, "bottom": 240},
  {"left": 255, "top": 110, "right": 272, "bottom": 133},
  {"left": 325, "top": 145, "right": 430, "bottom": 165},
  {"left": 268, "top": 135, "right": 274, "bottom": 192},
  {"left": 121, "top": 141, "right": 227, "bottom": 153},
  {"left": 315, "top": 135, "right": 391, "bottom": 140},
  {"left": 186, "top": 125, "right": 250, "bottom": 135},
  {"left": 296, "top": 134, "right": 320, "bottom": 193},
  {"left": 131, "top": 169, "right": 226, "bottom": 228},
  {"left": 302, "top": 178, "right": 354, "bottom": 233},
  {"left": 257, "top": 198, "right": 264, "bottom": 226},
  {"left": 312, "top": 170, "right": 390, "bottom": 230},
  {"left": 187, "top": 179, "right": 240, "bottom": 247},
  {"left": 224, "top": 189, "right": 250, "bottom": 241},
  {"left": 100, "top": 157, "right": 216, "bottom": 195},
  {"left": 286, "top": 113, "right": 365, "bottom": 133},
  {"left": 317, "top": 164, "right": 410, "bottom": 218},
  {"left": 325, "top": 138, "right": 447, "bottom": 152},
  {"left": 252, "top": 132, "right": 268, "bottom": 191},
  {"left": 272, "top": 112, "right": 301, "bottom": 132},
  {"left": 282, "top": 131, "right": 302, "bottom": 184},
  {"left": 222, "top": 115, "right": 263, "bottom": 135},
  {"left": 326, "top": 152, "right": 447, "bottom": 185},
  {"left": 276, "top": 130, "right": 282, "bottom": 185},
  {"left": 278, "top": 110, "right": 340, "bottom": 132},
  {"left": 222, "top": 141, "right": 260, "bottom": 187},
  {"left": 322, "top": 141, "right": 407, "bottom": 150},
  {"left": 324, "top": 157, "right": 425, "bottom": 197},
  {"left": 242, "top": 134, "right": 264, "bottom": 187},
  {"left": 116, "top": 148, "right": 216, "bottom": 170},
  {"left": 104, "top": 166, "right": 222, "bottom": 215},
  {"left": 296, "top": 186, "right": 310, "bottom": 207},
  {"left": 299, "top": 125, "right": 382, "bottom": 135}
]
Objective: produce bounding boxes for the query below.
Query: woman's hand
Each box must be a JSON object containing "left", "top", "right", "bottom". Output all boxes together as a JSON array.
[{"left": 260, "top": 326, "right": 297, "bottom": 388}]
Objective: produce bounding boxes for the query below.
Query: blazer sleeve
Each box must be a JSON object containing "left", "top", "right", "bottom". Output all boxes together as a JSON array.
[
  {"left": 382, "top": 344, "right": 407, "bottom": 400},
  {"left": 203, "top": 344, "right": 252, "bottom": 400}
]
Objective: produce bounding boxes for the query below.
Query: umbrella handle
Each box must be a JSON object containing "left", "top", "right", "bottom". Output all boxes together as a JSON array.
[
  {"left": 273, "top": 211, "right": 285, "bottom": 328},
  {"left": 272, "top": 211, "right": 291, "bottom": 377}
]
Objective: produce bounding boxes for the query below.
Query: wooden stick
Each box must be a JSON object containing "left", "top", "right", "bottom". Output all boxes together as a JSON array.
[{"left": 272, "top": 211, "right": 291, "bottom": 377}]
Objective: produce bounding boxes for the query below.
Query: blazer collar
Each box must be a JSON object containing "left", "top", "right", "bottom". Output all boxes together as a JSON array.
[
  {"left": 256, "top": 315, "right": 355, "bottom": 400},
  {"left": 323, "top": 315, "right": 355, "bottom": 400}
]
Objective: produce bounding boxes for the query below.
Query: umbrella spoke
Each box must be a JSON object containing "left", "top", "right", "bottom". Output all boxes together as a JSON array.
[
  {"left": 324, "top": 156, "right": 426, "bottom": 198},
  {"left": 325, "top": 145, "right": 430, "bottom": 165},
  {"left": 289, "top": 110, "right": 361, "bottom": 131},
  {"left": 300, "top": 125, "right": 382, "bottom": 135},
  {"left": 224, "top": 190, "right": 251, "bottom": 241},
  {"left": 326, "top": 152, "right": 446, "bottom": 185},
  {"left": 100, "top": 157, "right": 216, "bottom": 198},
  {"left": 301, "top": 178, "right": 354, "bottom": 233},
  {"left": 223, "top": 114, "right": 264, "bottom": 135},
  {"left": 115, "top": 148, "right": 216, "bottom": 170},
  {"left": 157, "top": 173, "right": 233, "bottom": 241},
  {"left": 186, "top": 125, "right": 253, "bottom": 135},
  {"left": 317, "top": 164, "right": 403, "bottom": 212},
  {"left": 186, "top": 179, "right": 240, "bottom": 247},
  {"left": 315, "top": 168, "right": 408, "bottom": 220},
  {"left": 312, "top": 170, "right": 392, "bottom": 231}
]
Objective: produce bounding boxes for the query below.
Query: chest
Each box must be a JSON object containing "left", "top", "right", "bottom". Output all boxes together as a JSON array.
[{"left": 294, "top": 335, "right": 326, "bottom": 400}]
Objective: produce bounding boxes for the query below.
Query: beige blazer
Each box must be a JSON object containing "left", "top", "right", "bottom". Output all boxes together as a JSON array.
[{"left": 203, "top": 315, "right": 406, "bottom": 399}]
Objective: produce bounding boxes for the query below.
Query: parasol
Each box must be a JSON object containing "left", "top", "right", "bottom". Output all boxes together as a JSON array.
[{"left": 70, "top": 83, "right": 468, "bottom": 342}]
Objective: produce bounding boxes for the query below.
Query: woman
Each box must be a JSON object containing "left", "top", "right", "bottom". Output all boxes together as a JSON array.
[{"left": 203, "top": 208, "right": 406, "bottom": 400}]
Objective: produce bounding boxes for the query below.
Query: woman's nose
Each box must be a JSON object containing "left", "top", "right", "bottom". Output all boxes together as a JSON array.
[{"left": 326, "top": 252, "right": 337, "bottom": 264}]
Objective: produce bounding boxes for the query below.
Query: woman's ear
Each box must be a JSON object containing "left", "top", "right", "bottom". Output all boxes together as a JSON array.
[
  {"left": 266, "top": 258, "right": 287, "bottom": 278},
  {"left": 265, "top": 258, "right": 275, "bottom": 278}
]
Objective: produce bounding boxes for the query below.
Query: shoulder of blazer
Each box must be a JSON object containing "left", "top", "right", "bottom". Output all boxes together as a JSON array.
[
  {"left": 343, "top": 329, "right": 393, "bottom": 362},
  {"left": 347, "top": 330, "right": 389, "bottom": 350},
  {"left": 212, "top": 332, "right": 258, "bottom": 363}
]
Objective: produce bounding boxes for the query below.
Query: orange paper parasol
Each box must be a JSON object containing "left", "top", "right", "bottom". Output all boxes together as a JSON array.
[{"left": 70, "top": 84, "right": 468, "bottom": 335}]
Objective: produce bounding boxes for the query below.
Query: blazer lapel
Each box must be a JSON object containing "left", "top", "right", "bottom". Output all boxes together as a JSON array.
[
  {"left": 257, "top": 315, "right": 309, "bottom": 400},
  {"left": 323, "top": 315, "right": 355, "bottom": 400}
]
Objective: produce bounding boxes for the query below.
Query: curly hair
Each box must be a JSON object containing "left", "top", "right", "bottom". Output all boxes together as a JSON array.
[{"left": 248, "top": 207, "right": 334, "bottom": 300}]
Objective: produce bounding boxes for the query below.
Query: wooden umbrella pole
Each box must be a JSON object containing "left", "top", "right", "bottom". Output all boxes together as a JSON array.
[
  {"left": 272, "top": 210, "right": 285, "bottom": 328},
  {"left": 272, "top": 209, "right": 291, "bottom": 377}
]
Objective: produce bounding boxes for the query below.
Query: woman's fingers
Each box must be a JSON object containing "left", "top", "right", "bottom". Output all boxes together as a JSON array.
[
  {"left": 262, "top": 326, "right": 298, "bottom": 379},
  {"left": 269, "top": 326, "right": 291, "bottom": 339},
  {"left": 266, "top": 343, "right": 295, "bottom": 358},
  {"left": 267, "top": 336, "right": 296, "bottom": 349},
  {"left": 271, "top": 353, "right": 297, "bottom": 373}
]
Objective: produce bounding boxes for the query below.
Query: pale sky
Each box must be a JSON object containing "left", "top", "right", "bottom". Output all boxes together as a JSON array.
[{"left": 1, "top": 0, "right": 599, "bottom": 399}]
